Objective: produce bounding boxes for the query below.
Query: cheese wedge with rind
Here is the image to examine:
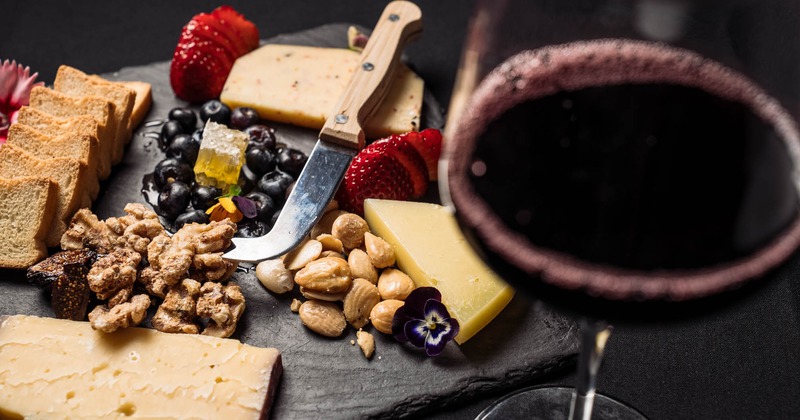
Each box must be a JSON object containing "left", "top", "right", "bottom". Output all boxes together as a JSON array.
[
  {"left": 363, "top": 199, "right": 515, "bottom": 344},
  {"left": 0, "top": 315, "right": 282, "bottom": 419},
  {"left": 220, "top": 44, "right": 424, "bottom": 140}
]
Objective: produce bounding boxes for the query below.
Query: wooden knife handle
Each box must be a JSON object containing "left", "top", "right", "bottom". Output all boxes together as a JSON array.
[{"left": 318, "top": 1, "right": 422, "bottom": 150}]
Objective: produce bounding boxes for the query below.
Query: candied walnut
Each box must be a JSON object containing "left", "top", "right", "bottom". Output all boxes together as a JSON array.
[
  {"left": 151, "top": 279, "right": 202, "bottom": 334},
  {"left": 61, "top": 209, "right": 115, "bottom": 253},
  {"left": 88, "top": 294, "right": 151, "bottom": 333},
  {"left": 191, "top": 252, "right": 237, "bottom": 282},
  {"left": 87, "top": 248, "right": 141, "bottom": 300},
  {"left": 197, "top": 281, "right": 246, "bottom": 338},
  {"left": 138, "top": 266, "right": 170, "bottom": 298},
  {"left": 106, "top": 203, "right": 165, "bottom": 255},
  {"left": 147, "top": 220, "right": 237, "bottom": 288},
  {"left": 61, "top": 204, "right": 164, "bottom": 256},
  {"left": 107, "top": 287, "right": 133, "bottom": 308},
  {"left": 147, "top": 233, "right": 193, "bottom": 288},
  {"left": 192, "top": 220, "right": 237, "bottom": 254}
]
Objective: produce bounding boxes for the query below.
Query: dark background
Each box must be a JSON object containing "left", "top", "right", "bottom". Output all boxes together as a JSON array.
[{"left": 3, "top": 1, "right": 800, "bottom": 418}]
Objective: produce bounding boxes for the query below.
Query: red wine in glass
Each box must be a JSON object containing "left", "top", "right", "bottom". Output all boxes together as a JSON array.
[{"left": 443, "top": 39, "right": 800, "bottom": 419}]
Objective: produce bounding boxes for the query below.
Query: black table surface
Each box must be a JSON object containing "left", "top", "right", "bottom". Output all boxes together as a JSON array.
[{"left": 3, "top": 1, "right": 800, "bottom": 419}]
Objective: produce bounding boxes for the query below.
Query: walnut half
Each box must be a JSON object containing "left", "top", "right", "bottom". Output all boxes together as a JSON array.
[
  {"left": 88, "top": 294, "right": 151, "bottom": 333},
  {"left": 87, "top": 248, "right": 141, "bottom": 301},
  {"left": 151, "top": 279, "right": 202, "bottom": 334},
  {"left": 197, "top": 281, "right": 246, "bottom": 338}
]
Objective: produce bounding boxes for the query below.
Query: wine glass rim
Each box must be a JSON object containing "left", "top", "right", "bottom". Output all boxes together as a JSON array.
[{"left": 443, "top": 38, "right": 800, "bottom": 302}]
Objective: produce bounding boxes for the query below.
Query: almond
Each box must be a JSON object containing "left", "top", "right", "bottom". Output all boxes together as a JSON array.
[
  {"left": 294, "top": 257, "right": 351, "bottom": 294},
  {"left": 343, "top": 278, "right": 381, "bottom": 329},
  {"left": 298, "top": 300, "right": 346, "bottom": 337}
]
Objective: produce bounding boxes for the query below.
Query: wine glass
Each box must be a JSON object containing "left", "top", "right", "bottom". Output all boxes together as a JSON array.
[{"left": 440, "top": 0, "right": 800, "bottom": 418}]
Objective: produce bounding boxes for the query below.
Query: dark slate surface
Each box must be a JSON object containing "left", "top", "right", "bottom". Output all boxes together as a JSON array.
[{"left": 0, "top": 24, "right": 578, "bottom": 419}]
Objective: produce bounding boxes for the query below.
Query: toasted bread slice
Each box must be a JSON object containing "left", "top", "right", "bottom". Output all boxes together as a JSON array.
[
  {"left": 87, "top": 76, "right": 153, "bottom": 131},
  {"left": 6, "top": 124, "right": 100, "bottom": 200},
  {"left": 55, "top": 65, "right": 134, "bottom": 164},
  {"left": 120, "top": 81, "right": 152, "bottom": 129},
  {"left": 0, "top": 144, "right": 91, "bottom": 247},
  {"left": 15, "top": 106, "right": 109, "bottom": 179},
  {"left": 112, "top": 80, "right": 152, "bottom": 130},
  {"left": 0, "top": 176, "right": 58, "bottom": 269},
  {"left": 29, "top": 86, "right": 116, "bottom": 180}
]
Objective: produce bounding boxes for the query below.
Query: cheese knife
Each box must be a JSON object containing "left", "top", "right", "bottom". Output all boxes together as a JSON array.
[{"left": 223, "top": 1, "right": 423, "bottom": 263}]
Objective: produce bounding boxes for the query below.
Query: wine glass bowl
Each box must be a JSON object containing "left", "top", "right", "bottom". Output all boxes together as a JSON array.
[
  {"left": 440, "top": 0, "right": 800, "bottom": 418},
  {"left": 444, "top": 38, "right": 800, "bottom": 320}
]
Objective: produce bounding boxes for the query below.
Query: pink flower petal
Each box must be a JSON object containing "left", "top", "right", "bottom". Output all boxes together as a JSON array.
[{"left": 0, "top": 59, "right": 44, "bottom": 113}]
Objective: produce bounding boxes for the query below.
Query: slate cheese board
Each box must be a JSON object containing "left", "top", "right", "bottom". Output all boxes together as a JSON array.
[{"left": 0, "top": 24, "right": 579, "bottom": 419}]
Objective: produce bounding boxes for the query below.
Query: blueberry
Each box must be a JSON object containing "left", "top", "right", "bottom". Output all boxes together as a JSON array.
[
  {"left": 154, "top": 158, "right": 195, "bottom": 189},
  {"left": 245, "top": 191, "right": 277, "bottom": 223},
  {"left": 285, "top": 181, "right": 296, "bottom": 200},
  {"left": 244, "top": 124, "right": 276, "bottom": 150},
  {"left": 245, "top": 147, "right": 276, "bottom": 176},
  {"left": 160, "top": 120, "right": 185, "bottom": 148},
  {"left": 200, "top": 100, "right": 231, "bottom": 125},
  {"left": 230, "top": 107, "right": 261, "bottom": 130},
  {"left": 270, "top": 209, "right": 281, "bottom": 227},
  {"left": 257, "top": 170, "right": 294, "bottom": 203},
  {"left": 238, "top": 164, "right": 260, "bottom": 193},
  {"left": 174, "top": 209, "right": 209, "bottom": 230},
  {"left": 237, "top": 220, "right": 270, "bottom": 238},
  {"left": 191, "top": 128, "right": 203, "bottom": 143},
  {"left": 167, "top": 133, "right": 200, "bottom": 164},
  {"left": 167, "top": 107, "right": 197, "bottom": 132},
  {"left": 276, "top": 148, "right": 308, "bottom": 178},
  {"left": 191, "top": 185, "right": 222, "bottom": 211},
  {"left": 158, "top": 181, "right": 192, "bottom": 220}
]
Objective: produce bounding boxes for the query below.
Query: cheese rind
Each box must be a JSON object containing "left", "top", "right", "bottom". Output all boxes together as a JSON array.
[
  {"left": 220, "top": 44, "right": 424, "bottom": 139},
  {"left": 0, "top": 315, "right": 281, "bottom": 419},
  {"left": 363, "top": 199, "right": 515, "bottom": 344}
]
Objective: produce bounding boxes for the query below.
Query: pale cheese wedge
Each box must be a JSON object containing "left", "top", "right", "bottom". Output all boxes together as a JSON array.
[
  {"left": 0, "top": 315, "right": 282, "bottom": 419},
  {"left": 220, "top": 44, "right": 424, "bottom": 140},
  {"left": 363, "top": 199, "right": 515, "bottom": 344}
]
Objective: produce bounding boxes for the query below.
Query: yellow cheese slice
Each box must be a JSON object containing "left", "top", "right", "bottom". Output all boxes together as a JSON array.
[
  {"left": 220, "top": 44, "right": 424, "bottom": 140},
  {"left": 0, "top": 315, "right": 281, "bottom": 419},
  {"left": 363, "top": 199, "right": 515, "bottom": 344}
]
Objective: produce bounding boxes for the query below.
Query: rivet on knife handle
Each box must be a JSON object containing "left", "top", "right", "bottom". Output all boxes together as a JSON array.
[{"left": 319, "top": 1, "right": 423, "bottom": 150}]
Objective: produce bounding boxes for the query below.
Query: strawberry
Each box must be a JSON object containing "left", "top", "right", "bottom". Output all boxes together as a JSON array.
[
  {"left": 191, "top": 13, "right": 247, "bottom": 57},
  {"left": 170, "top": 6, "right": 259, "bottom": 102},
  {"left": 212, "top": 6, "right": 259, "bottom": 51},
  {"left": 404, "top": 128, "right": 443, "bottom": 180},
  {"left": 369, "top": 135, "right": 429, "bottom": 198},
  {"left": 336, "top": 150, "right": 414, "bottom": 215},
  {"left": 170, "top": 40, "right": 230, "bottom": 103}
]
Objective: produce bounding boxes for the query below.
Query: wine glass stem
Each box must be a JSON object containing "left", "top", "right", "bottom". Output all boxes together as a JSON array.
[{"left": 568, "top": 318, "right": 613, "bottom": 420}]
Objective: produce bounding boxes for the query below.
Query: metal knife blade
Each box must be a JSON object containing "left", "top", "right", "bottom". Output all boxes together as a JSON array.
[
  {"left": 223, "top": 141, "right": 356, "bottom": 262},
  {"left": 223, "top": 1, "right": 422, "bottom": 263}
]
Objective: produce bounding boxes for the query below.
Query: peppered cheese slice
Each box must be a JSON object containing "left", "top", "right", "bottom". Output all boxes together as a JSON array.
[
  {"left": 220, "top": 44, "right": 424, "bottom": 140},
  {"left": 0, "top": 315, "right": 282, "bottom": 419},
  {"left": 363, "top": 199, "right": 515, "bottom": 344}
]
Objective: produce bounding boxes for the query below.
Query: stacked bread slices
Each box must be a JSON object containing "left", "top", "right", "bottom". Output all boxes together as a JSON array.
[{"left": 0, "top": 65, "right": 152, "bottom": 269}]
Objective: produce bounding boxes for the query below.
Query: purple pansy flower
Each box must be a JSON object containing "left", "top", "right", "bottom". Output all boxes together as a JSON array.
[
  {"left": 392, "top": 287, "right": 459, "bottom": 356},
  {"left": 232, "top": 195, "right": 257, "bottom": 218}
]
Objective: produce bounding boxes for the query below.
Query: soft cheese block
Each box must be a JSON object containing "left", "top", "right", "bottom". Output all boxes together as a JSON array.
[
  {"left": 220, "top": 44, "right": 424, "bottom": 139},
  {"left": 0, "top": 315, "right": 282, "bottom": 419},
  {"left": 363, "top": 199, "right": 515, "bottom": 344}
]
